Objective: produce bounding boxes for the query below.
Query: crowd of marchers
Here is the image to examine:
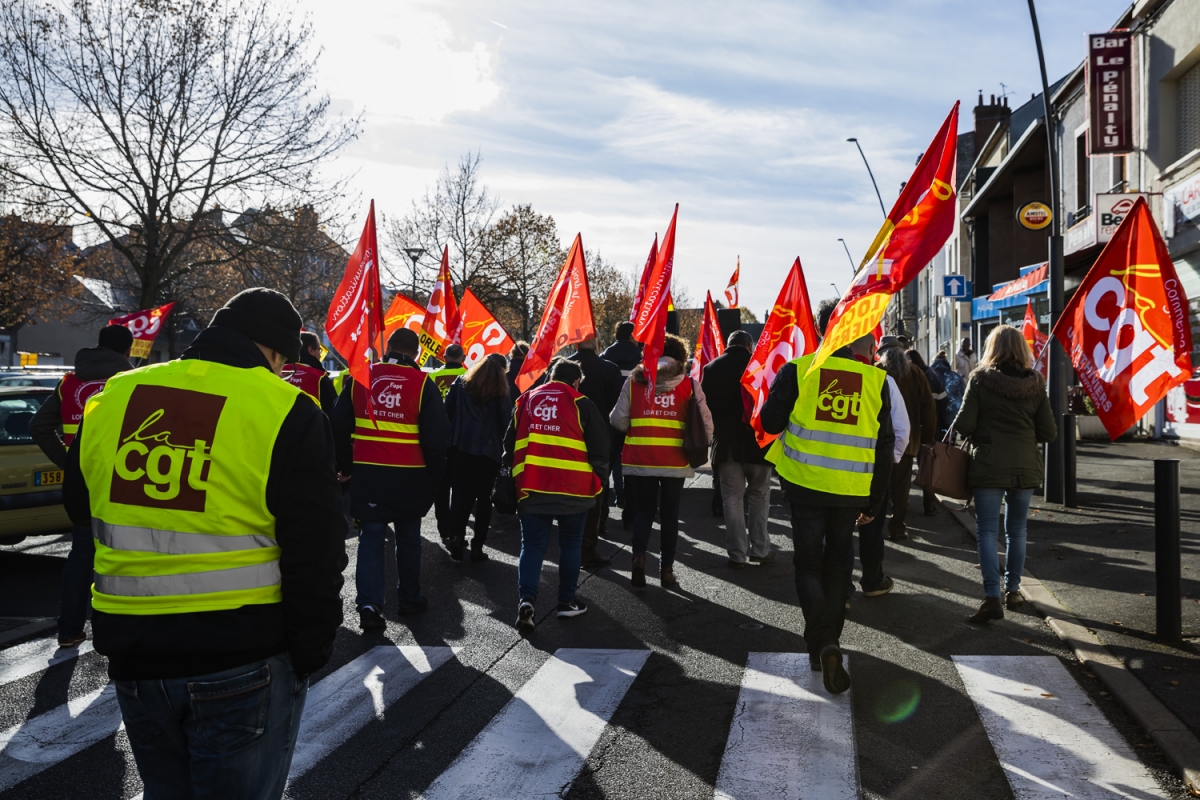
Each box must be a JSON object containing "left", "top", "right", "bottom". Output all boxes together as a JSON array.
[{"left": 30, "top": 288, "right": 1055, "bottom": 799}]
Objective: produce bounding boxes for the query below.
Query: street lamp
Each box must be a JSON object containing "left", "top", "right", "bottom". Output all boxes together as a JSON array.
[
  {"left": 830, "top": 282, "right": 841, "bottom": 297},
  {"left": 847, "top": 138, "right": 888, "bottom": 219},
  {"left": 403, "top": 248, "right": 425, "bottom": 298},
  {"left": 837, "top": 238, "right": 856, "bottom": 275}
]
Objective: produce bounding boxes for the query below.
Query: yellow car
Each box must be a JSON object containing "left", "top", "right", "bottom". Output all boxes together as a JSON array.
[{"left": 0, "top": 386, "right": 72, "bottom": 545}]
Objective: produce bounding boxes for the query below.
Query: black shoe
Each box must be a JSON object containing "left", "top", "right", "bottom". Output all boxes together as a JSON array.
[
  {"left": 57, "top": 633, "right": 86, "bottom": 648},
  {"left": 516, "top": 598, "right": 535, "bottom": 630},
  {"left": 470, "top": 546, "right": 489, "bottom": 562},
  {"left": 749, "top": 550, "right": 777, "bottom": 565},
  {"left": 581, "top": 550, "right": 612, "bottom": 569},
  {"left": 630, "top": 554, "right": 646, "bottom": 588},
  {"left": 888, "top": 529, "right": 908, "bottom": 542},
  {"left": 358, "top": 607, "right": 386, "bottom": 631},
  {"left": 923, "top": 504, "right": 938, "bottom": 517},
  {"left": 449, "top": 540, "right": 464, "bottom": 562},
  {"left": 968, "top": 596, "right": 1004, "bottom": 624},
  {"left": 1005, "top": 591, "right": 1023, "bottom": 611},
  {"left": 728, "top": 559, "right": 747, "bottom": 570},
  {"left": 396, "top": 597, "right": 429, "bottom": 616},
  {"left": 862, "top": 576, "right": 895, "bottom": 597},
  {"left": 557, "top": 598, "right": 588, "bottom": 618},
  {"left": 809, "top": 656, "right": 821, "bottom": 672},
  {"left": 820, "top": 644, "right": 851, "bottom": 695}
]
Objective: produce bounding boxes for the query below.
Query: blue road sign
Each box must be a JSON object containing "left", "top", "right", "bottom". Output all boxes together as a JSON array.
[{"left": 942, "top": 274, "right": 970, "bottom": 298}]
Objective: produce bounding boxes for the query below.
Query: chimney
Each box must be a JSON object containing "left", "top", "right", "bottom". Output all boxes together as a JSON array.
[{"left": 974, "top": 92, "right": 1012, "bottom": 156}]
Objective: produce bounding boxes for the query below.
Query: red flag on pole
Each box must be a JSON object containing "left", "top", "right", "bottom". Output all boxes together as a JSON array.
[
  {"left": 629, "top": 234, "right": 658, "bottom": 322},
  {"left": 1023, "top": 299, "right": 1048, "bottom": 379},
  {"left": 326, "top": 200, "right": 383, "bottom": 390},
  {"left": 457, "top": 288, "right": 515, "bottom": 367},
  {"left": 1050, "top": 196, "right": 1193, "bottom": 439},
  {"left": 381, "top": 292, "right": 428, "bottom": 363},
  {"left": 515, "top": 234, "right": 596, "bottom": 392},
  {"left": 631, "top": 205, "right": 678, "bottom": 389},
  {"left": 690, "top": 291, "right": 726, "bottom": 380},
  {"left": 741, "top": 257, "right": 818, "bottom": 446},
  {"left": 724, "top": 258, "right": 740, "bottom": 309},
  {"left": 808, "top": 103, "right": 960, "bottom": 375},
  {"left": 110, "top": 303, "right": 175, "bottom": 360},
  {"left": 420, "top": 246, "right": 459, "bottom": 362}
]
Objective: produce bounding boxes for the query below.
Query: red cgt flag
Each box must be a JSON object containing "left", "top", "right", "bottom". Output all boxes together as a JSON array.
[
  {"left": 629, "top": 234, "right": 658, "bottom": 322},
  {"left": 741, "top": 257, "right": 818, "bottom": 446},
  {"left": 632, "top": 205, "right": 678, "bottom": 389},
  {"left": 1023, "top": 299, "right": 1048, "bottom": 379},
  {"left": 110, "top": 302, "right": 174, "bottom": 360},
  {"left": 1051, "top": 196, "right": 1193, "bottom": 439},
  {"left": 515, "top": 234, "right": 596, "bottom": 391},
  {"left": 420, "top": 246, "right": 459, "bottom": 362},
  {"left": 724, "top": 258, "right": 740, "bottom": 309},
  {"left": 381, "top": 292, "right": 427, "bottom": 363},
  {"left": 809, "top": 103, "right": 960, "bottom": 375},
  {"left": 690, "top": 291, "right": 726, "bottom": 381},
  {"left": 457, "top": 288, "right": 515, "bottom": 367},
  {"left": 326, "top": 201, "right": 384, "bottom": 390}
]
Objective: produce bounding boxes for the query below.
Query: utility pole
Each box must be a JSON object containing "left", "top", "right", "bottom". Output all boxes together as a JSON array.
[{"left": 1027, "top": 0, "right": 1067, "bottom": 505}]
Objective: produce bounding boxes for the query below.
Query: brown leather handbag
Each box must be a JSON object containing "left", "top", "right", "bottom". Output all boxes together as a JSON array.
[
  {"left": 682, "top": 380, "right": 711, "bottom": 469},
  {"left": 914, "top": 427, "right": 971, "bottom": 502}
]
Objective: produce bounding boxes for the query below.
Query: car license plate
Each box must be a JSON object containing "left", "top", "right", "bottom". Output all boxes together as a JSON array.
[{"left": 35, "top": 470, "right": 63, "bottom": 487}]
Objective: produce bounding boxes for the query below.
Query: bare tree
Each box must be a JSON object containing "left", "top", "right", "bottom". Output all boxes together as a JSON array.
[
  {"left": 0, "top": 0, "right": 358, "bottom": 312},
  {"left": 488, "top": 204, "right": 564, "bottom": 341},
  {"left": 385, "top": 152, "right": 500, "bottom": 299}
]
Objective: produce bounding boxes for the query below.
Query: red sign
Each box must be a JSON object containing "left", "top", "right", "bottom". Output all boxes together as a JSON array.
[
  {"left": 1088, "top": 31, "right": 1133, "bottom": 155},
  {"left": 110, "top": 303, "right": 175, "bottom": 359},
  {"left": 988, "top": 263, "right": 1048, "bottom": 302}
]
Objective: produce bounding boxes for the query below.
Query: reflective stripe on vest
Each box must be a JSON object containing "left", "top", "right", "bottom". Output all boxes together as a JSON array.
[
  {"left": 58, "top": 373, "right": 107, "bottom": 447},
  {"left": 79, "top": 359, "right": 300, "bottom": 615},
  {"left": 512, "top": 381, "right": 601, "bottom": 501},
  {"left": 282, "top": 363, "right": 324, "bottom": 401},
  {"left": 430, "top": 365, "right": 465, "bottom": 398},
  {"left": 766, "top": 354, "right": 885, "bottom": 497},
  {"left": 352, "top": 362, "right": 427, "bottom": 468},
  {"left": 621, "top": 378, "right": 692, "bottom": 469}
]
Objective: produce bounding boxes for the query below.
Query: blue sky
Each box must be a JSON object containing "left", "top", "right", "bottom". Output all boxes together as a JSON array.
[{"left": 303, "top": 0, "right": 1132, "bottom": 316}]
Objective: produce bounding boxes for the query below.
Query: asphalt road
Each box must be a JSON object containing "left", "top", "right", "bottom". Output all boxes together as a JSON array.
[{"left": 0, "top": 473, "right": 1191, "bottom": 799}]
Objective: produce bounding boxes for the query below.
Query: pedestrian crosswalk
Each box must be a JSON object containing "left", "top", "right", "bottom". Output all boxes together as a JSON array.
[{"left": 0, "top": 641, "right": 1169, "bottom": 799}]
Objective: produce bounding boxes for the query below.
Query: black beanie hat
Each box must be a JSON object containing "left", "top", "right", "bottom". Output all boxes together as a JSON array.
[
  {"left": 210, "top": 288, "right": 303, "bottom": 363},
  {"left": 97, "top": 324, "right": 134, "bottom": 354}
]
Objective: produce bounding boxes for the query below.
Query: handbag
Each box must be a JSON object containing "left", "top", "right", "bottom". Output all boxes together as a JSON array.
[
  {"left": 682, "top": 380, "right": 711, "bottom": 469},
  {"left": 492, "top": 465, "right": 518, "bottom": 515},
  {"left": 914, "top": 426, "right": 971, "bottom": 502}
]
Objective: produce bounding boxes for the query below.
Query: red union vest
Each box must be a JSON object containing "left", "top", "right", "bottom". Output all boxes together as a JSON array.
[
  {"left": 352, "top": 362, "right": 427, "bottom": 468},
  {"left": 59, "top": 373, "right": 107, "bottom": 447},
  {"left": 282, "top": 363, "right": 324, "bottom": 401},
  {"left": 512, "top": 381, "right": 602, "bottom": 501},
  {"left": 622, "top": 378, "right": 693, "bottom": 469}
]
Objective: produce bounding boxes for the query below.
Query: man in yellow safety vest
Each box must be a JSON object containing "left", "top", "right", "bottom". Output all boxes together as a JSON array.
[{"left": 64, "top": 288, "right": 348, "bottom": 799}]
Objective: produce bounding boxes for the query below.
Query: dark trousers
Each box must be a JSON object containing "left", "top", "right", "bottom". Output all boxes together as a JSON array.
[
  {"left": 847, "top": 488, "right": 889, "bottom": 594},
  {"left": 356, "top": 517, "right": 423, "bottom": 609},
  {"left": 583, "top": 492, "right": 609, "bottom": 556},
  {"left": 790, "top": 503, "right": 858, "bottom": 656},
  {"left": 450, "top": 452, "right": 500, "bottom": 549},
  {"left": 711, "top": 461, "right": 724, "bottom": 515},
  {"left": 630, "top": 475, "right": 684, "bottom": 569},
  {"left": 888, "top": 453, "right": 914, "bottom": 537},
  {"left": 435, "top": 452, "right": 454, "bottom": 539},
  {"left": 58, "top": 524, "right": 94, "bottom": 639},
  {"left": 611, "top": 432, "right": 626, "bottom": 505}
]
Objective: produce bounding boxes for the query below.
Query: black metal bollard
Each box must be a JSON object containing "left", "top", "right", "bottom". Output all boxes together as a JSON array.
[
  {"left": 1063, "top": 414, "right": 1077, "bottom": 508},
  {"left": 1155, "top": 458, "right": 1182, "bottom": 643}
]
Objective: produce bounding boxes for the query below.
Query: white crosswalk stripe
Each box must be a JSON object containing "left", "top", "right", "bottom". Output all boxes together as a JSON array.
[
  {"left": 714, "top": 652, "right": 857, "bottom": 800},
  {"left": 418, "top": 648, "right": 650, "bottom": 800},
  {"left": 954, "top": 655, "right": 1164, "bottom": 799},
  {"left": 0, "top": 636, "right": 93, "bottom": 689}
]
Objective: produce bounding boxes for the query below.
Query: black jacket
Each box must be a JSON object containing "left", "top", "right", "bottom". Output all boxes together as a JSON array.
[
  {"left": 30, "top": 347, "right": 132, "bottom": 469},
  {"left": 569, "top": 349, "right": 624, "bottom": 420},
  {"left": 701, "top": 346, "right": 768, "bottom": 464},
  {"left": 445, "top": 378, "right": 511, "bottom": 464},
  {"left": 63, "top": 326, "right": 347, "bottom": 681},
  {"left": 599, "top": 339, "right": 642, "bottom": 376},
  {"left": 759, "top": 349, "right": 894, "bottom": 517},
  {"left": 507, "top": 355, "right": 526, "bottom": 403},
  {"left": 331, "top": 353, "right": 449, "bottom": 521},
  {"left": 299, "top": 349, "right": 338, "bottom": 417}
]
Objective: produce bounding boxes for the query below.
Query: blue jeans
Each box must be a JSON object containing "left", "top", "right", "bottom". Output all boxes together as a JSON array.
[
  {"left": 973, "top": 487, "right": 1034, "bottom": 598},
  {"left": 58, "top": 524, "right": 94, "bottom": 638},
  {"left": 115, "top": 653, "right": 307, "bottom": 800},
  {"left": 517, "top": 511, "right": 586, "bottom": 604},
  {"left": 356, "top": 517, "right": 423, "bottom": 610}
]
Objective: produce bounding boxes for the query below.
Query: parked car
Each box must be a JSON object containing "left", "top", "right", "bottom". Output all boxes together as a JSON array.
[
  {"left": 0, "top": 373, "right": 65, "bottom": 388},
  {"left": 0, "top": 387, "right": 71, "bottom": 545}
]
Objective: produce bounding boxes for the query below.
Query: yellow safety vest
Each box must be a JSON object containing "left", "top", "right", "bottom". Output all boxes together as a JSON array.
[
  {"left": 429, "top": 365, "right": 466, "bottom": 398},
  {"left": 766, "top": 353, "right": 885, "bottom": 497},
  {"left": 79, "top": 359, "right": 301, "bottom": 615}
]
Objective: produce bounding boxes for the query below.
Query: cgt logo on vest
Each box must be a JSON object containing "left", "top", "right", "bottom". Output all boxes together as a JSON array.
[
  {"left": 814, "top": 369, "right": 863, "bottom": 425},
  {"left": 111, "top": 385, "right": 226, "bottom": 512},
  {"left": 531, "top": 395, "right": 559, "bottom": 422},
  {"left": 653, "top": 393, "right": 676, "bottom": 409}
]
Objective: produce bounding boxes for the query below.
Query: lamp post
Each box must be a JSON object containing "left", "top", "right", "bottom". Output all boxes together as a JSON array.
[
  {"left": 1027, "top": 0, "right": 1067, "bottom": 505},
  {"left": 403, "top": 248, "right": 426, "bottom": 298},
  {"left": 837, "top": 238, "right": 857, "bottom": 275},
  {"left": 830, "top": 282, "right": 841, "bottom": 297},
  {"left": 847, "top": 138, "right": 888, "bottom": 219}
]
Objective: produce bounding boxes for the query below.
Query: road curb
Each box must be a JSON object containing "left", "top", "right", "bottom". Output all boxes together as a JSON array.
[
  {"left": 945, "top": 504, "right": 1200, "bottom": 794},
  {"left": 0, "top": 618, "right": 55, "bottom": 649}
]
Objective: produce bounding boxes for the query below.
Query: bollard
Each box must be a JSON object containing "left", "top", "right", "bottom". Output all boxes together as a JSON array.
[
  {"left": 1155, "top": 459, "right": 1181, "bottom": 643},
  {"left": 1063, "top": 414, "right": 1077, "bottom": 508}
]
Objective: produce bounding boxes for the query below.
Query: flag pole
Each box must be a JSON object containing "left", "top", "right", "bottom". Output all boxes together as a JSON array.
[{"left": 370, "top": 200, "right": 386, "bottom": 362}]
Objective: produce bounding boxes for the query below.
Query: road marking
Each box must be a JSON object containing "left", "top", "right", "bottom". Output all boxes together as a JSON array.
[
  {"left": 419, "top": 648, "right": 650, "bottom": 800},
  {"left": 0, "top": 684, "right": 121, "bottom": 792},
  {"left": 714, "top": 652, "right": 857, "bottom": 799},
  {"left": 954, "top": 655, "right": 1163, "bottom": 799},
  {"left": 0, "top": 637, "right": 93, "bottom": 689},
  {"left": 289, "top": 645, "right": 458, "bottom": 780}
]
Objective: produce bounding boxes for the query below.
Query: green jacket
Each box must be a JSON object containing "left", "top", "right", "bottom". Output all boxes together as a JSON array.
[{"left": 952, "top": 363, "right": 1057, "bottom": 489}]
